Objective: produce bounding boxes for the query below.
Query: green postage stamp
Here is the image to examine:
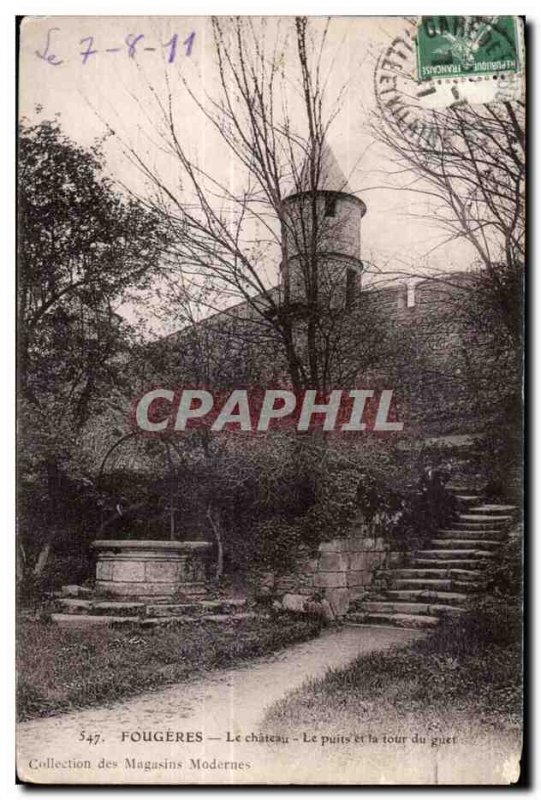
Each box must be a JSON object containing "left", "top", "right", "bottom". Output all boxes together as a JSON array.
[{"left": 416, "top": 16, "right": 522, "bottom": 82}]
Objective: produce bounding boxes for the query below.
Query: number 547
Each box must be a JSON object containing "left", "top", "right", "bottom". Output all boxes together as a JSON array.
[{"left": 79, "top": 730, "right": 102, "bottom": 745}]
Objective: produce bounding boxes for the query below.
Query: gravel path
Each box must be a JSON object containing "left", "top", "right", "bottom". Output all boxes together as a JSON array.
[{"left": 18, "top": 624, "right": 420, "bottom": 785}]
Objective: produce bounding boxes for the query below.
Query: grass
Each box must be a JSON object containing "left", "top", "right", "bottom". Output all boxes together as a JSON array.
[
  {"left": 265, "top": 541, "right": 523, "bottom": 746},
  {"left": 17, "top": 613, "right": 323, "bottom": 721},
  {"left": 264, "top": 602, "right": 522, "bottom": 736}
]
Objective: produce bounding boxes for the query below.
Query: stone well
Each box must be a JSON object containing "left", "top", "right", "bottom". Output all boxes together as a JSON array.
[{"left": 92, "top": 540, "right": 211, "bottom": 599}]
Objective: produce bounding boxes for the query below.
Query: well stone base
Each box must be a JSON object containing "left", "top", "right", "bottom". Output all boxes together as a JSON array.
[{"left": 92, "top": 540, "right": 211, "bottom": 599}]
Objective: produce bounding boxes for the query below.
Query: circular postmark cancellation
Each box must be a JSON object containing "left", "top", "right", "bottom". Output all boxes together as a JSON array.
[
  {"left": 374, "top": 16, "right": 524, "bottom": 149},
  {"left": 374, "top": 20, "right": 436, "bottom": 148}
]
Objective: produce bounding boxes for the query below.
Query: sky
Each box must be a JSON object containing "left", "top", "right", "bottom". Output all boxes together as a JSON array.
[{"left": 19, "top": 15, "right": 477, "bottom": 334}]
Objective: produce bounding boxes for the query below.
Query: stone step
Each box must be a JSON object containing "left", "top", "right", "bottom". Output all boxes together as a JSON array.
[
  {"left": 447, "top": 484, "right": 483, "bottom": 492},
  {"left": 416, "top": 549, "right": 495, "bottom": 560},
  {"left": 458, "top": 514, "right": 512, "bottom": 523},
  {"left": 146, "top": 603, "right": 211, "bottom": 617},
  {"left": 447, "top": 490, "right": 485, "bottom": 500},
  {"left": 451, "top": 520, "right": 509, "bottom": 533},
  {"left": 55, "top": 599, "right": 147, "bottom": 617},
  {"left": 387, "top": 568, "right": 482, "bottom": 581},
  {"left": 437, "top": 528, "right": 506, "bottom": 539},
  {"left": 391, "top": 577, "right": 482, "bottom": 592},
  {"left": 148, "top": 599, "right": 248, "bottom": 616},
  {"left": 55, "top": 585, "right": 94, "bottom": 600},
  {"left": 92, "top": 601, "right": 148, "bottom": 613},
  {"left": 361, "top": 601, "right": 464, "bottom": 616},
  {"left": 197, "top": 612, "right": 258, "bottom": 623},
  {"left": 411, "top": 558, "right": 487, "bottom": 569},
  {"left": 430, "top": 538, "right": 502, "bottom": 549},
  {"left": 385, "top": 589, "right": 469, "bottom": 603},
  {"left": 54, "top": 597, "right": 249, "bottom": 618},
  {"left": 347, "top": 611, "right": 440, "bottom": 629},
  {"left": 51, "top": 611, "right": 257, "bottom": 628},
  {"left": 51, "top": 613, "right": 117, "bottom": 627},
  {"left": 469, "top": 505, "right": 517, "bottom": 513},
  {"left": 392, "top": 578, "right": 454, "bottom": 591},
  {"left": 54, "top": 598, "right": 95, "bottom": 613},
  {"left": 50, "top": 613, "right": 195, "bottom": 628}
]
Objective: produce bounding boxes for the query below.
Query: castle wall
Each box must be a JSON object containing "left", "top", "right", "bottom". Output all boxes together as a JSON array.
[
  {"left": 154, "top": 269, "right": 509, "bottom": 439},
  {"left": 260, "top": 533, "right": 402, "bottom": 618}
]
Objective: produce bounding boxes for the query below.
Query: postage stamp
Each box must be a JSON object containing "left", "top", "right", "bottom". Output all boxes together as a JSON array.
[
  {"left": 374, "top": 16, "right": 524, "bottom": 124},
  {"left": 416, "top": 16, "right": 522, "bottom": 82}
]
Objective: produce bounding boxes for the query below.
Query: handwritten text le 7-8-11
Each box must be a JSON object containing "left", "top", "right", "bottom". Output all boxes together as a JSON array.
[{"left": 35, "top": 27, "right": 196, "bottom": 67}]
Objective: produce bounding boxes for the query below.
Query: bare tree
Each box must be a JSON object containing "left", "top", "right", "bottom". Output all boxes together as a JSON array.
[
  {"left": 110, "top": 16, "right": 390, "bottom": 391},
  {"left": 369, "top": 57, "right": 525, "bottom": 467},
  {"left": 370, "top": 86, "right": 525, "bottom": 345}
]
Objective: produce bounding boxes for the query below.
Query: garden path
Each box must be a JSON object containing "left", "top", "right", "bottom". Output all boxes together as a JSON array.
[{"left": 18, "top": 624, "right": 420, "bottom": 784}]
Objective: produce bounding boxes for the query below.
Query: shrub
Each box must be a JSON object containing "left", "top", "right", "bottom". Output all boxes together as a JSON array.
[
  {"left": 238, "top": 517, "right": 304, "bottom": 573},
  {"left": 484, "top": 532, "right": 522, "bottom": 599}
]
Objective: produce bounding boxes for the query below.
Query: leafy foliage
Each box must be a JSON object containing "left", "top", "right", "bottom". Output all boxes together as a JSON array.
[
  {"left": 94, "top": 433, "right": 463, "bottom": 578},
  {"left": 19, "top": 115, "right": 164, "bottom": 417},
  {"left": 18, "top": 115, "right": 166, "bottom": 582}
]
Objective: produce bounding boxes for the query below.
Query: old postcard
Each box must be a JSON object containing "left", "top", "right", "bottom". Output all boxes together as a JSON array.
[{"left": 17, "top": 15, "right": 524, "bottom": 785}]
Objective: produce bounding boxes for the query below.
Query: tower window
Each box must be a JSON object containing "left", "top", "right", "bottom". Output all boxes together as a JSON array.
[
  {"left": 325, "top": 195, "right": 337, "bottom": 217},
  {"left": 407, "top": 283, "right": 416, "bottom": 308}
]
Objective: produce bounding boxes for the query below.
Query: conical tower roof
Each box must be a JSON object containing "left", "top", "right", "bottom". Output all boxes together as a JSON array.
[{"left": 294, "top": 142, "right": 353, "bottom": 196}]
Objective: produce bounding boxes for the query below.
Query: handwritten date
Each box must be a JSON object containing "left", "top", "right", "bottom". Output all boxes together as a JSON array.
[{"left": 36, "top": 28, "right": 195, "bottom": 66}]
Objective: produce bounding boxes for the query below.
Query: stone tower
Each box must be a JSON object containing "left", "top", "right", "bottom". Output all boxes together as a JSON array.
[{"left": 281, "top": 143, "right": 367, "bottom": 307}]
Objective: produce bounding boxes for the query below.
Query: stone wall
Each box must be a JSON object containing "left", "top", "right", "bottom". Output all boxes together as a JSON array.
[
  {"left": 158, "top": 269, "right": 507, "bottom": 440},
  {"left": 265, "top": 535, "right": 402, "bottom": 619}
]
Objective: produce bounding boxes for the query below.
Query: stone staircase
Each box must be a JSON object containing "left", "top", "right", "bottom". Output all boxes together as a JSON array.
[
  {"left": 346, "top": 485, "right": 518, "bottom": 629},
  {"left": 50, "top": 594, "right": 254, "bottom": 629}
]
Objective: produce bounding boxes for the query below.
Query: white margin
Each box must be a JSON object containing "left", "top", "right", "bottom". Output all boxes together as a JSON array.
[{"left": 3, "top": 3, "right": 538, "bottom": 798}]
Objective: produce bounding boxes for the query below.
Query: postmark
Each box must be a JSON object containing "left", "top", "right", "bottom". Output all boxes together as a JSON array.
[
  {"left": 374, "top": 16, "right": 525, "bottom": 146},
  {"left": 373, "top": 19, "right": 441, "bottom": 150}
]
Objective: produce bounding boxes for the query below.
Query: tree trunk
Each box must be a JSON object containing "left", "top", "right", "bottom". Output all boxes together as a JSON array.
[
  {"left": 16, "top": 541, "right": 26, "bottom": 583},
  {"left": 206, "top": 506, "right": 224, "bottom": 580},
  {"left": 33, "top": 543, "right": 51, "bottom": 578}
]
